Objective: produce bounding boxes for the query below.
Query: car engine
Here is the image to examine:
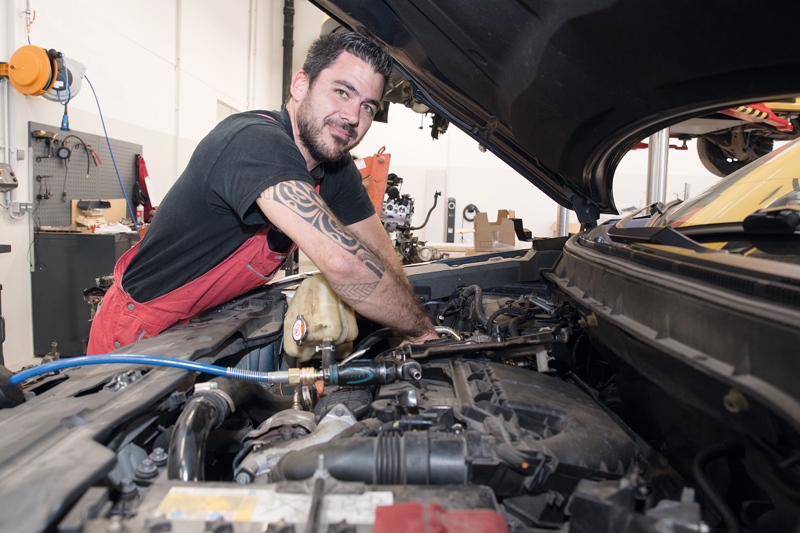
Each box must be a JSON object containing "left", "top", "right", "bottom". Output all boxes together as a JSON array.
[
  {"left": 38, "top": 272, "right": 740, "bottom": 533},
  {"left": 380, "top": 173, "right": 446, "bottom": 264}
]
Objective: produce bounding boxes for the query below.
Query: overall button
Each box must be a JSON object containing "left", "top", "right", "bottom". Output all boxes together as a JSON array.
[
  {"left": 114, "top": 342, "right": 121, "bottom": 348},
  {"left": 128, "top": 304, "right": 135, "bottom": 311}
]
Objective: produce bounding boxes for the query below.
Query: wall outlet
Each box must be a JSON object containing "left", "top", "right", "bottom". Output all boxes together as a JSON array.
[{"left": 10, "top": 203, "right": 33, "bottom": 217}]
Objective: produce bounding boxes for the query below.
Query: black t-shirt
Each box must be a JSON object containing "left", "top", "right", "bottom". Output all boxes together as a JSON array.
[{"left": 122, "top": 109, "right": 375, "bottom": 302}]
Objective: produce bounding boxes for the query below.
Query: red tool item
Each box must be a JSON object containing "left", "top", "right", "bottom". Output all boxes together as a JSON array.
[
  {"left": 86, "top": 144, "right": 102, "bottom": 166},
  {"left": 354, "top": 146, "right": 391, "bottom": 215},
  {"left": 135, "top": 154, "right": 154, "bottom": 222}
]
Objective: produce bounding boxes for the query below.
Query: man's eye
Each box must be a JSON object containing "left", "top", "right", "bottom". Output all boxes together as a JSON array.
[
  {"left": 335, "top": 89, "right": 347, "bottom": 98},
  {"left": 362, "top": 104, "right": 375, "bottom": 115}
]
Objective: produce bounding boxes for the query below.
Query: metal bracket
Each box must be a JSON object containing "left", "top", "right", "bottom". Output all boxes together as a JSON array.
[
  {"left": 563, "top": 185, "right": 600, "bottom": 227},
  {"left": 510, "top": 218, "right": 533, "bottom": 241}
]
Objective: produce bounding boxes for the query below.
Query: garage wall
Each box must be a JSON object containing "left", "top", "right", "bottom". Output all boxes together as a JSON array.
[{"left": 0, "top": 0, "right": 324, "bottom": 369}]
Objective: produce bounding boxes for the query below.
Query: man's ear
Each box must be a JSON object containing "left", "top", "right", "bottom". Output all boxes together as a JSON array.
[{"left": 290, "top": 70, "right": 309, "bottom": 102}]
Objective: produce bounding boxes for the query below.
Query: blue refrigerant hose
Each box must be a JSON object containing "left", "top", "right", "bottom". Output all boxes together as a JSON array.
[{"left": 9, "top": 355, "right": 281, "bottom": 385}]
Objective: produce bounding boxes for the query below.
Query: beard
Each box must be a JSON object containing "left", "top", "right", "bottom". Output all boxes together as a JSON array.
[{"left": 296, "top": 95, "right": 361, "bottom": 163}]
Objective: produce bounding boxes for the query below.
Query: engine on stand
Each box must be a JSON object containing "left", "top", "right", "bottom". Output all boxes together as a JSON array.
[{"left": 380, "top": 173, "right": 447, "bottom": 264}]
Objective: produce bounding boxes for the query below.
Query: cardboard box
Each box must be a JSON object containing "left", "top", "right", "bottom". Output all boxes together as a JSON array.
[{"left": 474, "top": 210, "right": 517, "bottom": 251}]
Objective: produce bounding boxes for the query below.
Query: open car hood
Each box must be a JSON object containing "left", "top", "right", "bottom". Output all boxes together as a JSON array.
[{"left": 311, "top": 0, "right": 800, "bottom": 222}]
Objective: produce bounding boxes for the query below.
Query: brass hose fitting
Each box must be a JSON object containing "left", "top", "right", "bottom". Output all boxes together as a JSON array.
[{"left": 287, "top": 367, "right": 323, "bottom": 385}]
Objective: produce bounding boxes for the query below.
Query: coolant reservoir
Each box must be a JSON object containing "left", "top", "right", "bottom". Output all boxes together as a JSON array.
[{"left": 283, "top": 274, "right": 358, "bottom": 362}]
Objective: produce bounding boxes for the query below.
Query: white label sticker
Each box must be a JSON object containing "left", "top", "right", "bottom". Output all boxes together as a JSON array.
[
  {"left": 355, "top": 159, "right": 366, "bottom": 170},
  {"left": 156, "top": 487, "right": 393, "bottom": 525}
]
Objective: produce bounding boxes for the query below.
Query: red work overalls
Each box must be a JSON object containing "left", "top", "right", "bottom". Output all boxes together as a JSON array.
[{"left": 87, "top": 224, "right": 294, "bottom": 355}]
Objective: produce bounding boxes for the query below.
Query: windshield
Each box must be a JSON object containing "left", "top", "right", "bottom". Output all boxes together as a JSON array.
[{"left": 654, "top": 138, "right": 800, "bottom": 228}]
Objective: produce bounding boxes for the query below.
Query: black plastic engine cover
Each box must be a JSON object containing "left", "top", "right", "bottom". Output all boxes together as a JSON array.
[{"left": 445, "top": 359, "right": 639, "bottom": 477}]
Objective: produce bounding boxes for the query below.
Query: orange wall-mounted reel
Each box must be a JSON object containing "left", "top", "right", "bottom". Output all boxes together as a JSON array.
[{"left": 0, "top": 45, "right": 59, "bottom": 96}]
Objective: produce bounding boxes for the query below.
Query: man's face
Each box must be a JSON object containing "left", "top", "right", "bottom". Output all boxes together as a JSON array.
[{"left": 296, "top": 52, "right": 384, "bottom": 163}]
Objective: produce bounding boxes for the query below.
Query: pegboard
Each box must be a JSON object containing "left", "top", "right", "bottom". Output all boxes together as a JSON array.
[{"left": 28, "top": 121, "right": 142, "bottom": 228}]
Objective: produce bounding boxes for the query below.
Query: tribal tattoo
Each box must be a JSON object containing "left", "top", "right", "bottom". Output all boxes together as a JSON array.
[
  {"left": 330, "top": 281, "right": 381, "bottom": 304},
  {"left": 269, "top": 181, "right": 386, "bottom": 299}
]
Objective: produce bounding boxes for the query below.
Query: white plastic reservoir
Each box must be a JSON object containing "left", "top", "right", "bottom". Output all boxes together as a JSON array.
[{"left": 283, "top": 274, "right": 358, "bottom": 362}]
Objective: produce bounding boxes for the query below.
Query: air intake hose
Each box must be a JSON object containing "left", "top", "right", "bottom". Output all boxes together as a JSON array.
[
  {"left": 271, "top": 431, "right": 467, "bottom": 484},
  {"left": 168, "top": 377, "right": 254, "bottom": 481}
]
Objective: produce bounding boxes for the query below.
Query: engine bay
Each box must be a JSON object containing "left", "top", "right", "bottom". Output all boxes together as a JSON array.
[
  {"left": 41, "top": 276, "right": 739, "bottom": 533},
  {"left": 5, "top": 240, "right": 798, "bottom": 533}
]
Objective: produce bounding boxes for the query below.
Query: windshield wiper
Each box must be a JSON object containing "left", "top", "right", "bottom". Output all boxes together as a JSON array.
[
  {"left": 676, "top": 208, "right": 800, "bottom": 241},
  {"left": 606, "top": 225, "right": 708, "bottom": 252},
  {"left": 743, "top": 207, "right": 800, "bottom": 235}
]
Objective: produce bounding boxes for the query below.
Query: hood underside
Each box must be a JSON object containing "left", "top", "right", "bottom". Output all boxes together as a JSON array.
[{"left": 312, "top": 0, "right": 800, "bottom": 220}]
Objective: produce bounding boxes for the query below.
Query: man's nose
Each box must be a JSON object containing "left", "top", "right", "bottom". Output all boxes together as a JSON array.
[{"left": 339, "top": 100, "right": 360, "bottom": 126}]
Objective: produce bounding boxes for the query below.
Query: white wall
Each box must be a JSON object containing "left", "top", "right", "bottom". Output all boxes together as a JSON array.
[{"left": 0, "top": 0, "right": 324, "bottom": 369}]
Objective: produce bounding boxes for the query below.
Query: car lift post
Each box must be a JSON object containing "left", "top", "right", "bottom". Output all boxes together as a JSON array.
[
  {"left": 647, "top": 127, "right": 669, "bottom": 204},
  {"left": 555, "top": 206, "right": 569, "bottom": 237}
]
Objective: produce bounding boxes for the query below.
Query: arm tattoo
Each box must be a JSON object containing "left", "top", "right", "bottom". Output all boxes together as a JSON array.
[
  {"left": 330, "top": 281, "right": 380, "bottom": 304},
  {"left": 271, "top": 181, "right": 386, "bottom": 290}
]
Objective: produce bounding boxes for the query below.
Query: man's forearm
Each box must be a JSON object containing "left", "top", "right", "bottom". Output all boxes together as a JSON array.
[
  {"left": 257, "top": 181, "right": 435, "bottom": 340},
  {"left": 343, "top": 214, "right": 436, "bottom": 342},
  {"left": 329, "top": 267, "right": 432, "bottom": 338}
]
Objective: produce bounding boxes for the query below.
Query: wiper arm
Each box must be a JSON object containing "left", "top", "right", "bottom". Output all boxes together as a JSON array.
[
  {"left": 606, "top": 225, "right": 708, "bottom": 252},
  {"left": 743, "top": 206, "right": 800, "bottom": 235}
]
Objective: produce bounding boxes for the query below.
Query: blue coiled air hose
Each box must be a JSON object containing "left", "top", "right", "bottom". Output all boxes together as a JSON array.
[{"left": 9, "top": 355, "right": 281, "bottom": 385}]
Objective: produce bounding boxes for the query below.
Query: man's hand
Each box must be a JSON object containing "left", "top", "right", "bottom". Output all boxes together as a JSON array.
[
  {"left": 389, "top": 330, "right": 440, "bottom": 349},
  {"left": 257, "top": 180, "right": 436, "bottom": 340}
]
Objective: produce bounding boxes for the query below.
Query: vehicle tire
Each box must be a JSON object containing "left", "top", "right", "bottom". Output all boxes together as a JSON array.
[{"left": 697, "top": 135, "right": 774, "bottom": 177}]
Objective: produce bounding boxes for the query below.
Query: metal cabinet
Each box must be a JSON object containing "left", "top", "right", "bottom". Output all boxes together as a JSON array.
[{"left": 31, "top": 233, "right": 138, "bottom": 357}]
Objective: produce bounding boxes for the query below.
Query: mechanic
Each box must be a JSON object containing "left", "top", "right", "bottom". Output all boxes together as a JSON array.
[{"left": 87, "top": 32, "right": 438, "bottom": 355}]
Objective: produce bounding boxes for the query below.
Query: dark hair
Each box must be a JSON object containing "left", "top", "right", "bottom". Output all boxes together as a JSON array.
[{"left": 302, "top": 32, "right": 393, "bottom": 97}]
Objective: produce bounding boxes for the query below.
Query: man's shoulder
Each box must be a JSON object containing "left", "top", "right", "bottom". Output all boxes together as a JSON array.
[
  {"left": 217, "top": 110, "right": 289, "bottom": 138},
  {"left": 211, "top": 109, "right": 304, "bottom": 168}
]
